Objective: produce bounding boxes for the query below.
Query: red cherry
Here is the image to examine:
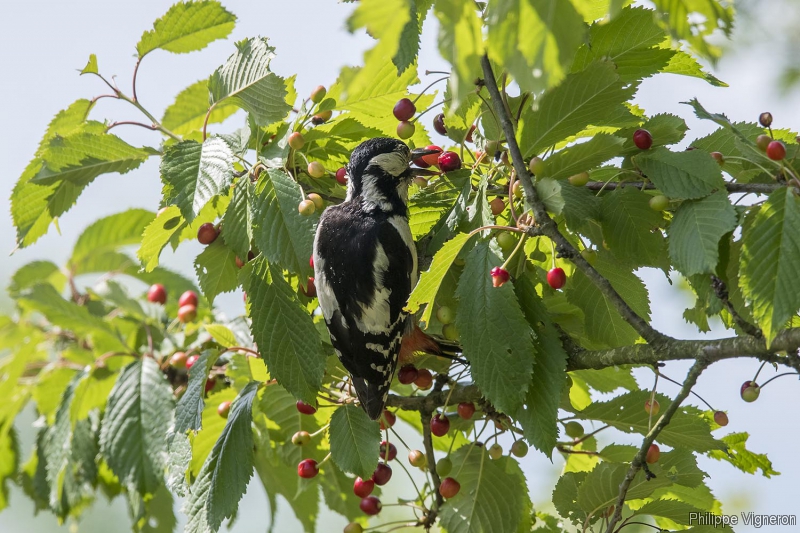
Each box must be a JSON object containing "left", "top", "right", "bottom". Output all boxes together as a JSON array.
[
  {"left": 489, "top": 197, "right": 505, "bottom": 216},
  {"left": 414, "top": 368, "right": 433, "bottom": 390},
  {"left": 420, "top": 145, "right": 442, "bottom": 167},
  {"left": 645, "top": 444, "right": 660, "bottom": 464},
  {"left": 644, "top": 399, "right": 660, "bottom": 415},
  {"left": 490, "top": 267, "right": 510, "bottom": 288},
  {"left": 235, "top": 256, "right": 245, "bottom": 269},
  {"left": 547, "top": 267, "right": 566, "bottom": 289},
  {"left": 371, "top": 463, "right": 392, "bottom": 486},
  {"left": 714, "top": 411, "right": 729, "bottom": 426},
  {"left": 178, "top": 290, "right": 198, "bottom": 308},
  {"left": 396, "top": 120, "right": 415, "bottom": 139},
  {"left": 335, "top": 167, "right": 348, "bottom": 185},
  {"left": 379, "top": 410, "right": 396, "bottom": 430},
  {"left": 197, "top": 222, "right": 219, "bottom": 245},
  {"left": 393, "top": 98, "right": 416, "bottom": 121},
  {"left": 297, "top": 458, "right": 319, "bottom": 479},
  {"left": 169, "top": 351, "right": 188, "bottom": 369},
  {"left": 185, "top": 354, "right": 200, "bottom": 370},
  {"left": 178, "top": 304, "right": 197, "bottom": 323},
  {"left": 217, "top": 401, "right": 231, "bottom": 418},
  {"left": 710, "top": 151, "right": 724, "bottom": 165},
  {"left": 438, "top": 151, "right": 461, "bottom": 172},
  {"left": 147, "top": 284, "right": 167, "bottom": 304},
  {"left": 766, "top": 140, "right": 786, "bottom": 161},
  {"left": 204, "top": 378, "right": 215, "bottom": 393},
  {"left": 466, "top": 124, "right": 476, "bottom": 143},
  {"left": 430, "top": 414, "right": 450, "bottom": 437},
  {"left": 359, "top": 495, "right": 382, "bottom": 515},
  {"left": 309, "top": 255, "right": 315, "bottom": 268},
  {"left": 433, "top": 113, "right": 447, "bottom": 135},
  {"left": 740, "top": 380, "right": 760, "bottom": 402},
  {"left": 301, "top": 277, "right": 317, "bottom": 298},
  {"left": 296, "top": 400, "right": 317, "bottom": 415},
  {"left": 353, "top": 476, "right": 374, "bottom": 498},
  {"left": 457, "top": 402, "right": 475, "bottom": 420},
  {"left": 397, "top": 365, "right": 419, "bottom": 385},
  {"left": 379, "top": 441, "right": 397, "bottom": 461},
  {"left": 439, "top": 477, "right": 461, "bottom": 498},
  {"left": 633, "top": 129, "right": 653, "bottom": 150}
]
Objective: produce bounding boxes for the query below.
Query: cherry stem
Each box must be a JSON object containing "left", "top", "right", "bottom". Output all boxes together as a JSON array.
[
  {"left": 202, "top": 102, "right": 218, "bottom": 140},
  {"left": 655, "top": 370, "right": 715, "bottom": 411},
  {"left": 132, "top": 57, "right": 142, "bottom": 102},
  {"left": 566, "top": 424, "right": 610, "bottom": 446},
  {"left": 758, "top": 371, "right": 799, "bottom": 389},
  {"left": 220, "top": 346, "right": 261, "bottom": 358},
  {"left": 393, "top": 454, "right": 426, "bottom": 503},
  {"left": 753, "top": 361, "right": 768, "bottom": 383},
  {"left": 425, "top": 70, "right": 450, "bottom": 76},
  {"left": 412, "top": 77, "right": 450, "bottom": 105},
  {"left": 647, "top": 373, "right": 659, "bottom": 432},
  {"left": 413, "top": 98, "right": 449, "bottom": 123},
  {"left": 499, "top": 230, "right": 528, "bottom": 272},
  {"left": 615, "top": 521, "right": 666, "bottom": 532},
  {"left": 317, "top": 452, "right": 332, "bottom": 467},
  {"left": 308, "top": 424, "right": 330, "bottom": 438},
  {"left": 106, "top": 121, "right": 160, "bottom": 133}
]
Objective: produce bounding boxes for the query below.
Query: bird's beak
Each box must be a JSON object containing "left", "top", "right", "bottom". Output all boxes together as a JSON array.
[
  {"left": 411, "top": 147, "right": 442, "bottom": 159},
  {"left": 409, "top": 147, "right": 443, "bottom": 176}
]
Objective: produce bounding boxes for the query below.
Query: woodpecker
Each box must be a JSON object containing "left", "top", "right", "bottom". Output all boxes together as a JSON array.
[{"left": 313, "top": 138, "right": 444, "bottom": 419}]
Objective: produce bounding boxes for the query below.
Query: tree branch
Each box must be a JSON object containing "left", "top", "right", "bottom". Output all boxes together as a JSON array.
[
  {"left": 420, "top": 410, "right": 444, "bottom": 529},
  {"left": 710, "top": 275, "right": 762, "bottom": 338},
  {"left": 478, "top": 54, "right": 668, "bottom": 346},
  {"left": 604, "top": 359, "right": 709, "bottom": 533},
  {"left": 584, "top": 181, "right": 791, "bottom": 195}
]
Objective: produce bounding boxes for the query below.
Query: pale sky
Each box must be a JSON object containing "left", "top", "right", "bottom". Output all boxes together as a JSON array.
[{"left": 1, "top": 1, "right": 799, "bottom": 532}]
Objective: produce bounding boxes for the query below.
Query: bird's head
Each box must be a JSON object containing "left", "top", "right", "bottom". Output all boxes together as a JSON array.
[{"left": 345, "top": 137, "right": 439, "bottom": 214}]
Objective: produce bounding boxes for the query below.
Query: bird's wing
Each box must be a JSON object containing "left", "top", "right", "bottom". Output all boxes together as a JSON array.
[{"left": 313, "top": 204, "right": 414, "bottom": 418}]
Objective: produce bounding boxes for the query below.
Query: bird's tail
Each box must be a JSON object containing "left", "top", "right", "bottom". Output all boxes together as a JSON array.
[
  {"left": 351, "top": 376, "right": 388, "bottom": 420},
  {"left": 399, "top": 324, "right": 468, "bottom": 365}
]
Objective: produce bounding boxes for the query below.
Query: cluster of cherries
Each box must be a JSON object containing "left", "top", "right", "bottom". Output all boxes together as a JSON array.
[{"left": 146, "top": 284, "right": 199, "bottom": 323}]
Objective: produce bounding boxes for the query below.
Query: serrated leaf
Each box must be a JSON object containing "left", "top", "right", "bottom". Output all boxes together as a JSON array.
[
  {"left": 204, "top": 324, "right": 237, "bottom": 348},
  {"left": 184, "top": 382, "right": 257, "bottom": 533},
  {"left": 137, "top": 207, "right": 185, "bottom": 272},
  {"left": 576, "top": 462, "right": 672, "bottom": 516},
  {"left": 208, "top": 37, "right": 291, "bottom": 126},
  {"left": 99, "top": 358, "right": 174, "bottom": 496},
  {"left": 8, "top": 260, "right": 66, "bottom": 297},
  {"left": 319, "top": 461, "right": 365, "bottom": 521},
  {"left": 513, "top": 275, "right": 567, "bottom": 455},
  {"left": 221, "top": 177, "right": 254, "bottom": 261},
  {"left": 329, "top": 404, "right": 380, "bottom": 479},
  {"left": 253, "top": 169, "right": 315, "bottom": 277},
  {"left": 663, "top": 51, "right": 727, "bottom": 86},
  {"left": 634, "top": 147, "right": 725, "bottom": 200},
  {"left": 601, "top": 187, "right": 667, "bottom": 268},
  {"left": 652, "top": 0, "right": 733, "bottom": 63},
  {"left": 348, "top": 0, "right": 412, "bottom": 79},
  {"left": 535, "top": 178, "right": 564, "bottom": 214},
  {"left": 545, "top": 134, "right": 625, "bottom": 180},
  {"left": 519, "top": 61, "right": 636, "bottom": 158},
  {"left": 137, "top": 0, "right": 236, "bottom": 57},
  {"left": 574, "top": 391, "right": 722, "bottom": 452},
  {"left": 708, "top": 432, "right": 779, "bottom": 477},
  {"left": 81, "top": 54, "right": 98, "bottom": 75},
  {"left": 572, "top": 366, "right": 638, "bottom": 393},
  {"left": 175, "top": 350, "right": 217, "bottom": 434},
  {"left": 243, "top": 258, "right": 325, "bottom": 403},
  {"left": 454, "top": 240, "right": 534, "bottom": 414},
  {"left": 633, "top": 499, "right": 708, "bottom": 525},
  {"left": 161, "top": 138, "right": 233, "bottom": 222},
  {"left": 439, "top": 447, "right": 530, "bottom": 533},
  {"left": 668, "top": 191, "right": 737, "bottom": 276},
  {"left": 70, "top": 209, "right": 155, "bottom": 273},
  {"left": 162, "top": 80, "right": 239, "bottom": 136},
  {"left": 407, "top": 232, "right": 473, "bottom": 327},
  {"left": 194, "top": 240, "right": 239, "bottom": 304},
  {"left": 740, "top": 187, "right": 800, "bottom": 344},
  {"left": 565, "top": 255, "right": 651, "bottom": 347},
  {"left": 434, "top": 0, "right": 483, "bottom": 109},
  {"left": 487, "top": 0, "right": 586, "bottom": 92}
]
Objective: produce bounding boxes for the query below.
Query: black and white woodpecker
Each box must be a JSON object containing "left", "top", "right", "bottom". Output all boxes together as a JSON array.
[{"left": 313, "top": 138, "right": 443, "bottom": 419}]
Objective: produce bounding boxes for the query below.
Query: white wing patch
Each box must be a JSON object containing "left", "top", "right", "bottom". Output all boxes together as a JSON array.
[
  {"left": 354, "top": 243, "right": 393, "bottom": 334},
  {"left": 388, "top": 215, "right": 418, "bottom": 288}
]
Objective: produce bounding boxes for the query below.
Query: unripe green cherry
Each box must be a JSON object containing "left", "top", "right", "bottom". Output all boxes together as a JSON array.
[
  {"left": 307, "top": 162, "right": 326, "bottom": 178},
  {"left": 529, "top": 156, "right": 545, "bottom": 176},
  {"left": 307, "top": 193, "right": 324, "bottom": 210},
  {"left": 436, "top": 457, "right": 453, "bottom": 477},
  {"left": 564, "top": 421, "right": 584, "bottom": 439},
  {"left": 310, "top": 85, "right": 327, "bottom": 103},
  {"left": 580, "top": 249, "right": 597, "bottom": 264},
  {"left": 568, "top": 172, "right": 590, "bottom": 187},
  {"left": 512, "top": 180, "right": 523, "bottom": 199},
  {"left": 436, "top": 306, "right": 455, "bottom": 325},
  {"left": 649, "top": 195, "right": 669, "bottom": 212},
  {"left": 442, "top": 323, "right": 458, "bottom": 341},
  {"left": 298, "top": 199, "right": 316, "bottom": 216},
  {"left": 496, "top": 231, "right": 516, "bottom": 251},
  {"left": 510, "top": 440, "right": 528, "bottom": 457},
  {"left": 488, "top": 443, "right": 503, "bottom": 459}
]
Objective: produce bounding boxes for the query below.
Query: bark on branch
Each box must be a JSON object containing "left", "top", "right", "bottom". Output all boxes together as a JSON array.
[{"left": 585, "top": 180, "right": 792, "bottom": 195}]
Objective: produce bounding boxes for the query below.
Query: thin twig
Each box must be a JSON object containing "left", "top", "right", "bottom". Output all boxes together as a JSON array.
[
  {"left": 106, "top": 121, "right": 159, "bottom": 132},
  {"left": 710, "top": 275, "right": 762, "bottom": 338},
  {"left": 584, "top": 180, "right": 792, "bottom": 195}
]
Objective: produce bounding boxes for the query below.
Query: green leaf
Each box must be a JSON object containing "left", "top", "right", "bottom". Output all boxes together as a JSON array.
[
  {"left": 348, "top": 0, "right": 412, "bottom": 77},
  {"left": 652, "top": 0, "right": 733, "bottom": 63},
  {"left": 668, "top": 191, "right": 737, "bottom": 277},
  {"left": 99, "top": 358, "right": 174, "bottom": 496},
  {"left": 576, "top": 462, "right": 672, "bottom": 517},
  {"left": 194, "top": 240, "right": 239, "bottom": 304},
  {"left": 487, "top": 0, "right": 586, "bottom": 92},
  {"left": 136, "top": 0, "right": 236, "bottom": 57},
  {"left": 31, "top": 132, "right": 152, "bottom": 186},
  {"left": 518, "top": 61, "right": 636, "bottom": 158},
  {"left": 175, "top": 350, "right": 217, "bottom": 434},
  {"left": 243, "top": 258, "right": 325, "bottom": 403},
  {"left": 33, "top": 367, "right": 78, "bottom": 423},
  {"left": 545, "top": 134, "right": 625, "bottom": 180},
  {"left": 137, "top": 207, "right": 185, "bottom": 272},
  {"left": 434, "top": 0, "right": 483, "bottom": 108},
  {"left": 662, "top": 51, "right": 727, "bottom": 86},
  {"left": 709, "top": 432, "right": 779, "bottom": 477},
  {"left": 565, "top": 255, "right": 651, "bottom": 347},
  {"left": 209, "top": 37, "right": 292, "bottom": 126},
  {"left": 81, "top": 54, "right": 98, "bottom": 75},
  {"left": 691, "top": 122, "right": 764, "bottom": 182},
  {"left": 204, "top": 324, "right": 237, "bottom": 348},
  {"left": 574, "top": 391, "right": 722, "bottom": 452},
  {"left": 572, "top": 366, "right": 638, "bottom": 393},
  {"left": 438, "top": 447, "right": 531, "bottom": 533},
  {"left": 535, "top": 178, "right": 564, "bottom": 215},
  {"left": 254, "top": 453, "right": 318, "bottom": 533},
  {"left": 633, "top": 147, "right": 725, "bottom": 200},
  {"left": 633, "top": 499, "right": 707, "bottom": 525},
  {"left": 407, "top": 232, "right": 473, "bottom": 327},
  {"left": 70, "top": 208, "right": 154, "bottom": 273},
  {"left": 221, "top": 177, "right": 254, "bottom": 261},
  {"left": 329, "top": 404, "right": 380, "bottom": 479},
  {"left": 740, "top": 187, "right": 800, "bottom": 344},
  {"left": 162, "top": 80, "right": 239, "bottom": 136},
  {"left": 8, "top": 260, "right": 66, "bottom": 297},
  {"left": 455, "top": 240, "right": 534, "bottom": 414},
  {"left": 392, "top": 0, "right": 428, "bottom": 73},
  {"left": 70, "top": 367, "right": 119, "bottom": 426},
  {"left": 253, "top": 169, "right": 315, "bottom": 277},
  {"left": 319, "top": 461, "right": 366, "bottom": 522},
  {"left": 514, "top": 275, "right": 567, "bottom": 455},
  {"left": 161, "top": 138, "right": 233, "bottom": 223},
  {"left": 184, "top": 382, "right": 257, "bottom": 533},
  {"left": 601, "top": 187, "right": 667, "bottom": 268}
]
